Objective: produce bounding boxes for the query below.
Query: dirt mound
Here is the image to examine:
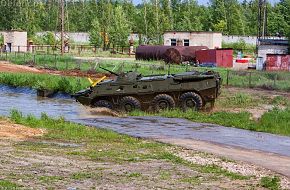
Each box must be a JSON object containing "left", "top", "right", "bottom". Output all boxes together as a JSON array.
[
  {"left": 0, "top": 62, "right": 43, "bottom": 74},
  {"left": 0, "top": 120, "right": 45, "bottom": 140}
]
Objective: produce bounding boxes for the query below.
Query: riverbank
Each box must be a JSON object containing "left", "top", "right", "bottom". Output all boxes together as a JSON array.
[
  {"left": 0, "top": 73, "right": 289, "bottom": 137},
  {"left": 0, "top": 112, "right": 288, "bottom": 189}
]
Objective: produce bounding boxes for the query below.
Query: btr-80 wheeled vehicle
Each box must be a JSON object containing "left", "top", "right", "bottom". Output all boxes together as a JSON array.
[{"left": 73, "top": 67, "right": 222, "bottom": 112}]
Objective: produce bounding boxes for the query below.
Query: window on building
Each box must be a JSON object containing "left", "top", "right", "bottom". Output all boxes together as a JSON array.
[
  {"left": 184, "top": 39, "right": 190, "bottom": 46},
  {"left": 171, "top": 39, "right": 177, "bottom": 46}
]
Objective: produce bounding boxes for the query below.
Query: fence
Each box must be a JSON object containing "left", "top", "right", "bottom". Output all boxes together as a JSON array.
[
  {"left": 0, "top": 45, "right": 136, "bottom": 57},
  {"left": 0, "top": 51, "right": 289, "bottom": 92}
]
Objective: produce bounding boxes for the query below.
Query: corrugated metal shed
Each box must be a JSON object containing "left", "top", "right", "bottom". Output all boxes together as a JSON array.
[
  {"left": 196, "top": 49, "right": 233, "bottom": 68},
  {"left": 266, "top": 54, "right": 290, "bottom": 71}
]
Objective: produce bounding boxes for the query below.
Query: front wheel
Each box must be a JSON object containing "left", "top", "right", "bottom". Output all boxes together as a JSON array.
[
  {"left": 180, "top": 92, "right": 203, "bottom": 111},
  {"left": 93, "top": 100, "right": 113, "bottom": 109},
  {"left": 119, "top": 96, "right": 141, "bottom": 112}
]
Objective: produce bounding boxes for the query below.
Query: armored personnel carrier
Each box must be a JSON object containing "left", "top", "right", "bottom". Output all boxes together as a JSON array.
[{"left": 73, "top": 67, "right": 222, "bottom": 112}]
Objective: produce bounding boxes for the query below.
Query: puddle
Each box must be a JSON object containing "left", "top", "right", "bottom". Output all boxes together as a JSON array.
[{"left": 1, "top": 84, "right": 290, "bottom": 157}]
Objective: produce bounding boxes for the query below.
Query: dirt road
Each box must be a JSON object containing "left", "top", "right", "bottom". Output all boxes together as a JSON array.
[
  {"left": 0, "top": 62, "right": 109, "bottom": 78},
  {"left": 0, "top": 61, "right": 42, "bottom": 74}
]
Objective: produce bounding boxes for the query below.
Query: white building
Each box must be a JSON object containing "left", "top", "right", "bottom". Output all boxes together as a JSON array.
[
  {"left": 258, "top": 39, "right": 288, "bottom": 62},
  {"left": 1, "top": 31, "right": 27, "bottom": 52},
  {"left": 163, "top": 31, "right": 222, "bottom": 49}
]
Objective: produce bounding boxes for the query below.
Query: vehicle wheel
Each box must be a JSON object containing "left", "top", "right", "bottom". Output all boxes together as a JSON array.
[
  {"left": 120, "top": 96, "right": 141, "bottom": 112},
  {"left": 93, "top": 100, "right": 113, "bottom": 109},
  {"left": 180, "top": 92, "right": 203, "bottom": 111},
  {"left": 152, "top": 94, "right": 175, "bottom": 111}
]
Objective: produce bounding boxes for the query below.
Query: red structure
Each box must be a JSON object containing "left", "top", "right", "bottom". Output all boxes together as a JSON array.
[
  {"left": 266, "top": 54, "right": 290, "bottom": 71},
  {"left": 196, "top": 49, "right": 233, "bottom": 68},
  {"left": 135, "top": 45, "right": 208, "bottom": 64}
]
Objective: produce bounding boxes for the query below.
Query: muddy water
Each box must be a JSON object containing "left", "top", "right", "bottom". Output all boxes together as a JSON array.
[{"left": 1, "top": 85, "right": 290, "bottom": 157}]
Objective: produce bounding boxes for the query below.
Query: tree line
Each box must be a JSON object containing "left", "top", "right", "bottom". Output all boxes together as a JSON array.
[{"left": 0, "top": 0, "right": 289, "bottom": 47}]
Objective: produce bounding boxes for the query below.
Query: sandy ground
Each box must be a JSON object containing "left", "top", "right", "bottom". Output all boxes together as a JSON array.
[
  {"left": 0, "top": 119, "right": 44, "bottom": 140},
  {"left": 0, "top": 61, "right": 42, "bottom": 74}
]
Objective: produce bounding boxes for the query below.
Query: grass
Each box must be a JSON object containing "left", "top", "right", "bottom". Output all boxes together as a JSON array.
[
  {"left": 0, "top": 72, "right": 90, "bottom": 94},
  {"left": 130, "top": 108, "right": 290, "bottom": 137},
  {"left": 0, "top": 180, "right": 21, "bottom": 189},
  {"left": 8, "top": 110, "right": 249, "bottom": 180},
  {"left": 260, "top": 176, "right": 281, "bottom": 190},
  {"left": 217, "top": 92, "right": 259, "bottom": 108}
]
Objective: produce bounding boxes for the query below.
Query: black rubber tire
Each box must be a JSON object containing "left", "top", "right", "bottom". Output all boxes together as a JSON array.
[
  {"left": 180, "top": 92, "right": 203, "bottom": 111},
  {"left": 152, "top": 94, "right": 175, "bottom": 111},
  {"left": 93, "top": 100, "right": 113, "bottom": 109},
  {"left": 120, "top": 96, "right": 141, "bottom": 112}
]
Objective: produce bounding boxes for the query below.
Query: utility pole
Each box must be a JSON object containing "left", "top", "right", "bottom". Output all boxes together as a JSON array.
[
  {"left": 60, "top": 0, "right": 65, "bottom": 55},
  {"left": 257, "top": 0, "right": 267, "bottom": 40}
]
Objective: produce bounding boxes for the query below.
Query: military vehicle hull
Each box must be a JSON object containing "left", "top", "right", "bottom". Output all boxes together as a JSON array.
[{"left": 74, "top": 70, "right": 222, "bottom": 112}]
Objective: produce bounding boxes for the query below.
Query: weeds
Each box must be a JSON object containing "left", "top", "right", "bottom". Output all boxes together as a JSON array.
[
  {"left": 0, "top": 180, "right": 20, "bottom": 188},
  {"left": 260, "top": 176, "right": 281, "bottom": 190},
  {"left": 0, "top": 72, "right": 89, "bottom": 93}
]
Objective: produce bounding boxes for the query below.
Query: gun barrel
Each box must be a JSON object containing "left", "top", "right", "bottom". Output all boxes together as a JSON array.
[{"left": 99, "top": 66, "right": 119, "bottom": 76}]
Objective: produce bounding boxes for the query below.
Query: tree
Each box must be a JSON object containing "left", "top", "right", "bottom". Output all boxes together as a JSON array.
[
  {"left": 108, "top": 6, "right": 131, "bottom": 47},
  {"left": 213, "top": 20, "right": 227, "bottom": 32},
  {"left": 43, "top": 32, "right": 57, "bottom": 46},
  {"left": 210, "top": 0, "right": 228, "bottom": 33},
  {"left": 225, "top": 0, "right": 246, "bottom": 35},
  {"left": 89, "top": 18, "right": 103, "bottom": 47},
  {"left": 0, "top": 34, "right": 4, "bottom": 45}
]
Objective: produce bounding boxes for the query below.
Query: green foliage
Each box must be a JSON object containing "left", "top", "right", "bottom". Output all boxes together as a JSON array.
[
  {"left": 0, "top": 73, "right": 89, "bottom": 94},
  {"left": 89, "top": 18, "right": 103, "bottom": 47},
  {"left": 213, "top": 20, "right": 227, "bottom": 33},
  {"left": 0, "top": 0, "right": 289, "bottom": 41},
  {"left": 218, "top": 93, "right": 258, "bottom": 108},
  {"left": 0, "top": 34, "right": 3, "bottom": 45},
  {"left": 108, "top": 6, "right": 131, "bottom": 47},
  {"left": 260, "top": 176, "right": 281, "bottom": 190},
  {"left": 0, "top": 180, "right": 20, "bottom": 189},
  {"left": 43, "top": 32, "right": 57, "bottom": 46},
  {"left": 222, "top": 39, "right": 256, "bottom": 53}
]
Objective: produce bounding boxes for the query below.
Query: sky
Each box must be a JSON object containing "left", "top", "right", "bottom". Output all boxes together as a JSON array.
[{"left": 132, "top": 0, "right": 280, "bottom": 6}]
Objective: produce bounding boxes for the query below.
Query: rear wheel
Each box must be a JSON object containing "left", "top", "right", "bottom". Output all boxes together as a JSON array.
[
  {"left": 152, "top": 94, "right": 175, "bottom": 112},
  {"left": 180, "top": 92, "right": 203, "bottom": 111},
  {"left": 93, "top": 100, "right": 113, "bottom": 109},
  {"left": 120, "top": 96, "right": 141, "bottom": 112}
]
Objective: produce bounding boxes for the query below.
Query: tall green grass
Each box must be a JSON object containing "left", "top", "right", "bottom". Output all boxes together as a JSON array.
[{"left": 0, "top": 72, "right": 90, "bottom": 93}]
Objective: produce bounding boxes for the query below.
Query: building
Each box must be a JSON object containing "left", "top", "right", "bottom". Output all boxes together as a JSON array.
[
  {"left": 163, "top": 31, "right": 222, "bottom": 49},
  {"left": 257, "top": 39, "right": 289, "bottom": 70},
  {"left": 0, "top": 31, "right": 27, "bottom": 52}
]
